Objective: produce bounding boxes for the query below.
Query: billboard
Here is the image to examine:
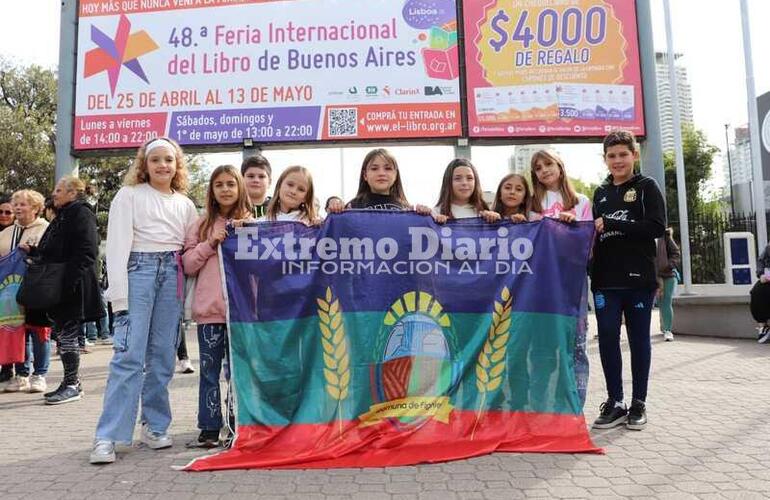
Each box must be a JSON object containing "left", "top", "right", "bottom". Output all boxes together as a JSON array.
[
  {"left": 462, "top": 0, "right": 645, "bottom": 138},
  {"left": 74, "top": 0, "right": 462, "bottom": 151}
]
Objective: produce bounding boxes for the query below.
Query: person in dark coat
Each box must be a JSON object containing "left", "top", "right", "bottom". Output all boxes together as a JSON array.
[{"left": 35, "top": 176, "right": 104, "bottom": 404}]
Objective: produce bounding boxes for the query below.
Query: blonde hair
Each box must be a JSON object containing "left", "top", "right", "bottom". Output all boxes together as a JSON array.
[
  {"left": 124, "top": 137, "right": 189, "bottom": 192},
  {"left": 11, "top": 189, "right": 45, "bottom": 217},
  {"left": 529, "top": 149, "right": 578, "bottom": 213},
  {"left": 266, "top": 166, "right": 317, "bottom": 222}
]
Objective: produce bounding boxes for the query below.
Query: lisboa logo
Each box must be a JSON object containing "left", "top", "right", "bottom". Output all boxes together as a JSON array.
[{"left": 363, "top": 291, "right": 460, "bottom": 429}]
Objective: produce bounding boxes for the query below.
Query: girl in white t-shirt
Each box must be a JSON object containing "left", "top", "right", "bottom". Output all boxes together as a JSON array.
[
  {"left": 529, "top": 148, "right": 591, "bottom": 408},
  {"left": 433, "top": 159, "right": 500, "bottom": 223},
  {"left": 529, "top": 149, "right": 592, "bottom": 222},
  {"left": 92, "top": 137, "right": 198, "bottom": 464},
  {"left": 261, "top": 166, "right": 321, "bottom": 225}
]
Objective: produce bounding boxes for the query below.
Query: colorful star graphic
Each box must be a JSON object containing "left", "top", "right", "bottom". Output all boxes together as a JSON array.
[{"left": 83, "top": 15, "right": 158, "bottom": 96}]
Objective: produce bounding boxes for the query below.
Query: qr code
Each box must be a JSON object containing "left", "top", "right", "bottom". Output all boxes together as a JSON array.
[{"left": 328, "top": 108, "right": 358, "bottom": 137}]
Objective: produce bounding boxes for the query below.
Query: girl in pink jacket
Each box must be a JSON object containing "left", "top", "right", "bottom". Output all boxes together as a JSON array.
[{"left": 183, "top": 165, "right": 252, "bottom": 448}]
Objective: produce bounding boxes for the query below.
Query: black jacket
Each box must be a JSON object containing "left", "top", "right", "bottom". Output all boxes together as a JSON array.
[
  {"left": 36, "top": 199, "right": 104, "bottom": 323},
  {"left": 591, "top": 174, "right": 666, "bottom": 290}
]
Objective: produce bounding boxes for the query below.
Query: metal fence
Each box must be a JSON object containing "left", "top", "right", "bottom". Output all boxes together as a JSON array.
[{"left": 669, "top": 212, "right": 758, "bottom": 284}]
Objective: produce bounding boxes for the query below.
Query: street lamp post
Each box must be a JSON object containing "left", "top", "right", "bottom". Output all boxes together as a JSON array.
[{"left": 725, "top": 124, "right": 735, "bottom": 216}]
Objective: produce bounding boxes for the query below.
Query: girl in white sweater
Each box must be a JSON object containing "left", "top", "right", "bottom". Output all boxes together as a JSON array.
[{"left": 91, "top": 137, "right": 198, "bottom": 464}]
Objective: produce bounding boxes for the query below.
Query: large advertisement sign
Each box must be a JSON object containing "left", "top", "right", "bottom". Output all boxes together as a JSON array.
[
  {"left": 463, "top": 0, "right": 645, "bottom": 138},
  {"left": 74, "top": 0, "right": 462, "bottom": 151}
]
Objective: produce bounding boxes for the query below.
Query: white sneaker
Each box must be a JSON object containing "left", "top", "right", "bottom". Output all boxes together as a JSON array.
[
  {"left": 759, "top": 326, "right": 770, "bottom": 344},
  {"left": 177, "top": 358, "right": 195, "bottom": 374},
  {"left": 84, "top": 339, "right": 95, "bottom": 347},
  {"left": 4, "top": 375, "right": 30, "bottom": 392},
  {"left": 29, "top": 375, "right": 47, "bottom": 393},
  {"left": 663, "top": 331, "right": 674, "bottom": 342},
  {"left": 140, "top": 424, "right": 172, "bottom": 449},
  {"left": 89, "top": 440, "right": 116, "bottom": 464}
]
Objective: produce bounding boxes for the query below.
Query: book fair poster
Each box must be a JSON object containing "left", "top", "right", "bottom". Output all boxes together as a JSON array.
[
  {"left": 463, "top": 0, "right": 645, "bottom": 138},
  {"left": 74, "top": 0, "right": 462, "bottom": 150}
]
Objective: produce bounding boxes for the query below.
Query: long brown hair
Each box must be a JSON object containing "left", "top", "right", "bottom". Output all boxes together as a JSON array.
[
  {"left": 198, "top": 165, "right": 252, "bottom": 241},
  {"left": 266, "top": 166, "right": 317, "bottom": 222},
  {"left": 435, "top": 158, "right": 488, "bottom": 217},
  {"left": 124, "top": 137, "right": 189, "bottom": 193},
  {"left": 529, "top": 149, "right": 578, "bottom": 213},
  {"left": 492, "top": 173, "right": 531, "bottom": 218},
  {"left": 348, "top": 148, "right": 409, "bottom": 208}
]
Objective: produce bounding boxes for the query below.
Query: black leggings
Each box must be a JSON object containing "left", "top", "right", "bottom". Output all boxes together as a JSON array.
[{"left": 57, "top": 320, "right": 81, "bottom": 386}]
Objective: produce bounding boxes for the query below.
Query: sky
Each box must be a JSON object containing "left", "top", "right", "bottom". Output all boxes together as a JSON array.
[{"left": 1, "top": 0, "right": 769, "bottom": 207}]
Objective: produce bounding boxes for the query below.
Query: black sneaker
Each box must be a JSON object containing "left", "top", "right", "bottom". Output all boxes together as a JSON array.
[
  {"left": 759, "top": 326, "right": 770, "bottom": 344},
  {"left": 626, "top": 399, "right": 647, "bottom": 430},
  {"left": 185, "top": 430, "right": 220, "bottom": 449},
  {"left": 44, "top": 381, "right": 83, "bottom": 398},
  {"left": 592, "top": 399, "right": 627, "bottom": 429},
  {"left": 45, "top": 385, "right": 82, "bottom": 405}
]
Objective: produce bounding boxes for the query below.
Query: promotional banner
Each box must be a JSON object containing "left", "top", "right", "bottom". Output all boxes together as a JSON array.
[
  {"left": 463, "top": 0, "right": 645, "bottom": 138},
  {"left": 0, "top": 250, "right": 27, "bottom": 365},
  {"left": 187, "top": 213, "right": 599, "bottom": 471},
  {"left": 74, "top": 0, "right": 462, "bottom": 151}
]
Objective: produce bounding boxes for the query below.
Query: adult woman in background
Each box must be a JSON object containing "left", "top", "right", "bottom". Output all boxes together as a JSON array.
[
  {"left": 0, "top": 195, "right": 15, "bottom": 229},
  {"left": 656, "top": 228, "right": 681, "bottom": 341},
  {"left": 0, "top": 190, "right": 50, "bottom": 393},
  {"left": 0, "top": 194, "right": 16, "bottom": 389},
  {"left": 36, "top": 176, "right": 103, "bottom": 404}
]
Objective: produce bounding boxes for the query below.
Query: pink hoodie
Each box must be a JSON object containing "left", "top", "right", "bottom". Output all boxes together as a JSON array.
[{"left": 183, "top": 215, "right": 227, "bottom": 324}]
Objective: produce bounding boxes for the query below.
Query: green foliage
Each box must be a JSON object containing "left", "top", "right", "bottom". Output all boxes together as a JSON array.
[
  {"left": 570, "top": 177, "right": 600, "bottom": 199},
  {"left": 0, "top": 59, "right": 210, "bottom": 238},
  {"left": 0, "top": 59, "right": 57, "bottom": 193},
  {"left": 663, "top": 124, "right": 720, "bottom": 222}
]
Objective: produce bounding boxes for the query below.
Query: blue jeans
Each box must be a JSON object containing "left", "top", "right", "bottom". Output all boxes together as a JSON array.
[
  {"left": 95, "top": 252, "right": 182, "bottom": 444},
  {"left": 83, "top": 290, "right": 110, "bottom": 340},
  {"left": 197, "top": 323, "right": 230, "bottom": 431},
  {"left": 15, "top": 330, "right": 51, "bottom": 377},
  {"left": 594, "top": 288, "right": 655, "bottom": 403}
]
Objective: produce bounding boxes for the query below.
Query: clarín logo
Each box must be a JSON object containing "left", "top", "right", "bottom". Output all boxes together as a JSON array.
[{"left": 84, "top": 14, "right": 159, "bottom": 96}]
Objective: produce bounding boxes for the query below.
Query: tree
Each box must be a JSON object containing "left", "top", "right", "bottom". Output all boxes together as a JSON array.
[
  {"left": 79, "top": 154, "right": 209, "bottom": 239},
  {"left": 570, "top": 177, "right": 600, "bottom": 199},
  {"left": 663, "top": 124, "right": 719, "bottom": 223},
  {"left": 0, "top": 59, "right": 57, "bottom": 193}
]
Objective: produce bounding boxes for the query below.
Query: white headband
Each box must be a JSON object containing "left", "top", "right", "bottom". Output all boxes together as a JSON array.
[{"left": 145, "top": 138, "right": 175, "bottom": 154}]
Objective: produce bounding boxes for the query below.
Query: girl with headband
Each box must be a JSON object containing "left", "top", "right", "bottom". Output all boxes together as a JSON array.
[{"left": 90, "top": 137, "right": 199, "bottom": 464}]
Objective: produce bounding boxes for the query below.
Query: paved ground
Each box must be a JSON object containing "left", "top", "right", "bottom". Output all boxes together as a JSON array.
[{"left": 2, "top": 312, "right": 769, "bottom": 500}]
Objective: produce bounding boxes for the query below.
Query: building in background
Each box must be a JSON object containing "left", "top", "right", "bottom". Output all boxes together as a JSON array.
[
  {"left": 655, "top": 52, "right": 694, "bottom": 152},
  {"left": 508, "top": 145, "right": 552, "bottom": 174},
  {"left": 725, "top": 125, "right": 754, "bottom": 213}
]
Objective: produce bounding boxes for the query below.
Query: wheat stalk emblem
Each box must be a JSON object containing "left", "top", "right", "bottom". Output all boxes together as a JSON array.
[
  {"left": 471, "top": 286, "right": 512, "bottom": 439},
  {"left": 317, "top": 286, "right": 350, "bottom": 437}
]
